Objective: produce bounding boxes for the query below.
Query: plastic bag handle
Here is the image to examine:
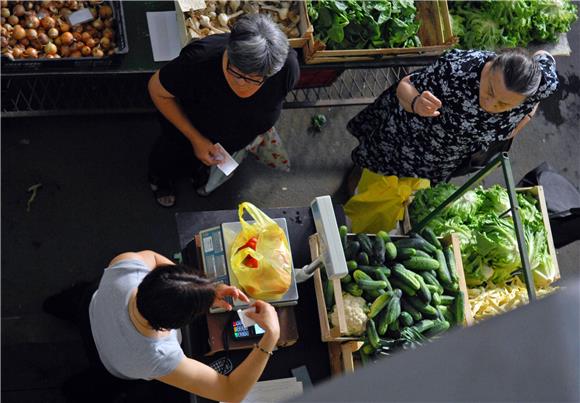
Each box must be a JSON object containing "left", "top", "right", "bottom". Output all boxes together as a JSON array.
[{"left": 238, "top": 202, "right": 276, "bottom": 231}]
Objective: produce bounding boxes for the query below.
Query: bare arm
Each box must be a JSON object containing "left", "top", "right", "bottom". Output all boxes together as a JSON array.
[
  {"left": 108, "top": 250, "right": 175, "bottom": 271},
  {"left": 148, "top": 71, "right": 221, "bottom": 166},
  {"left": 396, "top": 75, "right": 442, "bottom": 117},
  {"left": 157, "top": 301, "right": 280, "bottom": 402}
]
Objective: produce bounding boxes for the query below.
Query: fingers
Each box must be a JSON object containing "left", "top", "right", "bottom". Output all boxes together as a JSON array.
[
  {"left": 212, "top": 299, "right": 232, "bottom": 311},
  {"left": 220, "top": 285, "right": 250, "bottom": 303},
  {"left": 422, "top": 91, "right": 442, "bottom": 108}
]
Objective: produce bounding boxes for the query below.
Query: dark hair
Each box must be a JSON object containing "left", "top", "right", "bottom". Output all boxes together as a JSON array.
[
  {"left": 491, "top": 48, "right": 541, "bottom": 97},
  {"left": 136, "top": 264, "right": 215, "bottom": 331},
  {"left": 227, "top": 14, "right": 289, "bottom": 77}
]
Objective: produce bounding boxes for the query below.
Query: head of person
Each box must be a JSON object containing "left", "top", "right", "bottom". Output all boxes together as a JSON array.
[
  {"left": 136, "top": 264, "right": 215, "bottom": 331},
  {"left": 226, "top": 13, "right": 289, "bottom": 86},
  {"left": 480, "top": 48, "right": 542, "bottom": 113}
]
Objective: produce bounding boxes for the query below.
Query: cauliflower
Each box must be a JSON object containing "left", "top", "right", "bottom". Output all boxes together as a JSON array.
[{"left": 329, "top": 293, "right": 368, "bottom": 336}]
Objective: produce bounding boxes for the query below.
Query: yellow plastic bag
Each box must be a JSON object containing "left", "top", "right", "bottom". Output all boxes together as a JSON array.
[
  {"left": 344, "top": 170, "right": 430, "bottom": 234},
  {"left": 230, "top": 202, "right": 292, "bottom": 300}
]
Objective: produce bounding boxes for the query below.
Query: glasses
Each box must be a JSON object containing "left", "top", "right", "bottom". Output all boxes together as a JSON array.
[{"left": 227, "top": 61, "right": 266, "bottom": 85}]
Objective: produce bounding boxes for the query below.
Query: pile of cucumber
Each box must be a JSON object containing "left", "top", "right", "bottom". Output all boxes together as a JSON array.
[{"left": 329, "top": 226, "right": 465, "bottom": 363}]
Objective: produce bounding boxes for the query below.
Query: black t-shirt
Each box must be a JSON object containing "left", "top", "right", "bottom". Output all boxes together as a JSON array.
[{"left": 159, "top": 34, "right": 300, "bottom": 152}]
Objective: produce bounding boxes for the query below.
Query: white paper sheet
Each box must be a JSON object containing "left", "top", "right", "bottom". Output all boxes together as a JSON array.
[{"left": 146, "top": 11, "right": 182, "bottom": 62}]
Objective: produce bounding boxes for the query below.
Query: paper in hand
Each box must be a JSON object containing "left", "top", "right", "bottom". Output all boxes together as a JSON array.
[
  {"left": 214, "top": 143, "right": 239, "bottom": 176},
  {"left": 237, "top": 307, "right": 257, "bottom": 328}
]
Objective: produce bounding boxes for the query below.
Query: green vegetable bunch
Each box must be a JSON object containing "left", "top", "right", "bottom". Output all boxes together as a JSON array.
[
  {"left": 307, "top": 0, "right": 421, "bottom": 50},
  {"left": 409, "top": 184, "right": 557, "bottom": 287},
  {"left": 449, "top": 0, "right": 578, "bottom": 49}
]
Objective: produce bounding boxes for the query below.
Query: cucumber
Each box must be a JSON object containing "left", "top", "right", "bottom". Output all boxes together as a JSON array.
[
  {"left": 358, "top": 279, "right": 388, "bottom": 291},
  {"left": 353, "top": 270, "right": 373, "bottom": 283},
  {"left": 361, "top": 341, "right": 376, "bottom": 355},
  {"left": 363, "top": 290, "right": 380, "bottom": 302},
  {"left": 420, "top": 271, "right": 443, "bottom": 293},
  {"left": 344, "top": 241, "right": 360, "bottom": 260},
  {"left": 443, "top": 282, "right": 460, "bottom": 293},
  {"left": 420, "top": 227, "right": 442, "bottom": 249},
  {"left": 392, "top": 264, "right": 421, "bottom": 290},
  {"left": 394, "top": 238, "right": 436, "bottom": 253},
  {"left": 406, "top": 296, "right": 438, "bottom": 317},
  {"left": 344, "top": 282, "right": 363, "bottom": 297},
  {"left": 359, "top": 350, "right": 370, "bottom": 366},
  {"left": 402, "top": 256, "right": 440, "bottom": 271},
  {"left": 340, "top": 274, "right": 353, "bottom": 284},
  {"left": 371, "top": 235, "right": 386, "bottom": 265},
  {"left": 376, "top": 230, "right": 391, "bottom": 243},
  {"left": 339, "top": 225, "right": 348, "bottom": 250},
  {"left": 366, "top": 318, "right": 381, "bottom": 349},
  {"left": 385, "top": 295, "right": 401, "bottom": 325},
  {"left": 434, "top": 249, "right": 452, "bottom": 286},
  {"left": 439, "top": 295, "right": 455, "bottom": 306},
  {"left": 397, "top": 247, "right": 416, "bottom": 260},
  {"left": 356, "top": 233, "right": 373, "bottom": 256},
  {"left": 401, "top": 298, "right": 422, "bottom": 321},
  {"left": 453, "top": 291, "right": 465, "bottom": 326},
  {"left": 346, "top": 260, "right": 358, "bottom": 272},
  {"left": 426, "top": 284, "right": 440, "bottom": 294},
  {"left": 369, "top": 293, "right": 391, "bottom": 319},
  {"left": 432, "top": 292, "right": 441, "bottom": 306},
  {"left": 409, "top": 233, "right": 437, "bottom": 253},
  {"left": 358, "top": 264, "right": 387, "bottom": 276},
  {"left": 414, "top": 250, "right": 432, "bottom": 258},
  {"left": 377, "top": 309, "right": 390, "bottom": 336},
  {"left": 412, "top": 319, "right": 436, "bottom": 334},
  {"left": 390, "top": 318, "right": 400, "bottom": 332},
  {"left": 357, "top": 251, "right": 370, "bottom": 266},
  {"left": 385, "top": 242, "right": 397, "bottom": 261},
  {"left": 415, "top": 275, "right": 432, "bottom": 304},
  {"left": 424, "top": 320, "right": 450, "bottom": 337},
  {"left": 399, "top": 311, "right": 414, "bottom": 327},
  {"left": 374, "top": 269, "right": 393, "bottom": 292},
  {"left": 323, "top": 279, "right": 334, "bottom": 308},
  {"left": 390, "top": 278, "right": 417, "bottom": 296},
  {"left": 444, "top": 247, "right": 458, "bottom": 283},
  {"left": 437, "top": 305, "right": 453, "bottom": 324}
]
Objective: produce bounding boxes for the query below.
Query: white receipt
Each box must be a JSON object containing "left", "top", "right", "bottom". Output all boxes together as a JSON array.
[
  {"left": 237, "top": 307, "right": 257, "bottom": 328},
  {"left": 215, "top": 143, "right": 239, "bottom": 176}
]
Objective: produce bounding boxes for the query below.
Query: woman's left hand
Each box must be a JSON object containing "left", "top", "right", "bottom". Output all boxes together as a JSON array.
[{"left": 213, "top": 284, "right": 250, "bottom": 310}]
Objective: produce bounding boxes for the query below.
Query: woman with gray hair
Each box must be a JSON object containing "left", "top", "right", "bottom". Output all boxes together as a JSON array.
[
  {"left": 148, "top": 14, "right": 299, "bottom": 207},
  {"left": 347, "top": 48, "right": 559, "bottom": 186}
]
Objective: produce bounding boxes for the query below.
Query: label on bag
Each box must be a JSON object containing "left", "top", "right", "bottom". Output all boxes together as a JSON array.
[{"left": 215, "top": 143, "right": 239, "bottom": 176}]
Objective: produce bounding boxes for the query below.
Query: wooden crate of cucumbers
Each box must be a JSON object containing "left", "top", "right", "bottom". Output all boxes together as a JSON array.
[{"left": 312, "top": 228, "right": 473, "bottom": 373}]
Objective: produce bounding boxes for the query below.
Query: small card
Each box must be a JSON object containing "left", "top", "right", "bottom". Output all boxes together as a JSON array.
[
  {"left": 215, "top": 143, "right": 239, "bottom": 176},
  {"left": 237, "top": 307, "right": 257, "bottom": 328},
  {"left": 68, "top": 8, "right": 94, "bottom": 26}
]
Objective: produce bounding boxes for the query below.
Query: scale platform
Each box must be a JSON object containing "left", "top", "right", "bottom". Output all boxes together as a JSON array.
[{"left": 199, "top": 218, "right": 299, "bottom": 313}]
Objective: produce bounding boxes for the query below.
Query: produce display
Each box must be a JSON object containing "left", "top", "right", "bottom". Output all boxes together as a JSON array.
[
  {"left": 323, "top": 227, "right": 466, "bottom": 363},
  {"left": 182, "top": 1, "right": 302, "bottom": 40},
  {"left": 449, "top": 0, "right": 578, "bottom": 50},
  {"left": 1, "top": 0, "right": 118, "bottom": 60},
  {"left": 408, "top": 184, "right": 558, "bottom": 288},
  {"left": 469, "top": 276, "right": 557, "bottom": 323},
  {"left": 307, "top": 0, "right": 421, "bottom": 50}
]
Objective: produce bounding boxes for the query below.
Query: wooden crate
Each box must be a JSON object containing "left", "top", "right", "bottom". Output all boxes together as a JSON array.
[
  {"left": 303, "top": 0, "right": 457, "bottom": 65},
  {"left": 311, "top": 232, "right": 473, "bottom": 346},
  {"left": 403, "top": 185, "right": 560, "bottom": 285},
  {"left": 175, "top": 1, "right": 313, "bottom": 49}
]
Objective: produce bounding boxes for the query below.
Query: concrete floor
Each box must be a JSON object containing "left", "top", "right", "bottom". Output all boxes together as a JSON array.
[{"left": 2, "top": 23, "right": 579, "bottom": 403}]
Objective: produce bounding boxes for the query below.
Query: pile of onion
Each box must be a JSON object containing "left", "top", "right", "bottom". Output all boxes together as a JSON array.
[{"left": 1, "top": 0, "right": 117, "bottom": 60}]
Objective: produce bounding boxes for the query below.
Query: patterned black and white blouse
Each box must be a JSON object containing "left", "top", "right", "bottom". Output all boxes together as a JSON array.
[{"left": 347, "top": 49, "right": 559, "bottom": 182}]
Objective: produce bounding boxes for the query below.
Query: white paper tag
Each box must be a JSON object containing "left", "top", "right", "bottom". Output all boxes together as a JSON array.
[
  {"left": 237, "top": 307, "right": 257, "bottom": 328},
  {"left": 146, "top": 11, "right": 182, "bottom": 62},
  {"left": 177, "top": 0, "right": 206, "bottom": 12},
  {"left": 68, "top": 8, "right": 94, "bottom": 26},
  {"left": 215, "top": 143, "right": 239, "bottom": 176}
]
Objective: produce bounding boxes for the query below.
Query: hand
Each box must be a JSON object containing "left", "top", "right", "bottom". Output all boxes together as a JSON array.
[
  {"left": 245, "top": 300, "right": 280, "bottom": 338},
  {"left": 191, "top": 137, "right": 223, "bottom": 166},
  {"left": 212, "top": 284, "right": 249, "bottom": 311},
  {"left": 413, "top": 91, "right": 442, "bottom": 117}
]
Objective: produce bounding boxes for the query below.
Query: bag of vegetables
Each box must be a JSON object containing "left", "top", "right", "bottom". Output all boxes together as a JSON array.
[{"left": 230, "top": 202, "right": 292, "bottom": 300}]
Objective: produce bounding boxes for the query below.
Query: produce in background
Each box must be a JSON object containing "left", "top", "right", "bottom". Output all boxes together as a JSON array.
[
  {"left": 469, "top": 276, "right": 557, "bottom": 323},
  {"left": 326, "top": 227, "right": 464, "bottom": 364},
  {"left": 449, "top": 0, "right": 578, "bottom": 50},
  {"left": 307, "top": 0, "right": 421, "bottom": 50},
  {"left": 1, "top": 0, "right": 118, "bottom": 60},
  {"left": 408, "top": 184, "right": 557, "bottom": 288},
  {"left": 182, "top": 1, "right": 302, "bottom": 40}
]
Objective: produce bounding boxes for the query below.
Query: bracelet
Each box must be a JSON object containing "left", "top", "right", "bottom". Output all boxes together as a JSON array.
[
  {"left": 527, "top": 113, "right": 533, "bottom": 119},
  {"left": 254, "top": 344, "right": 273, "bottom": 356},
  {"left": 411, "top": 94, "right": 420, "bottom": 113}
]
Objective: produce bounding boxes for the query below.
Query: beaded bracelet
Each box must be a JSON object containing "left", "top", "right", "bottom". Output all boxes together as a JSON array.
[
  {"left": 254, "top": 344, "right": 273, "bottom": 356},
  {"left": 411, "top": 94, "right": 421, "bottom": 113}
]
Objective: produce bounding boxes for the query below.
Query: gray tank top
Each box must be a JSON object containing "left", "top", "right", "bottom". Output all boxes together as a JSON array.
[{"left": 89, "top": 259, "right": 184, "bottom": 380}]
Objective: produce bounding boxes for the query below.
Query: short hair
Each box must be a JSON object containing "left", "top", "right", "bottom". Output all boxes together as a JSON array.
[
  {"left": 227, "top": 14, "right": 289, "bottom": 77},
  {"left": 491, "top": 48, "right": 542, "bottom": 97},
  {"left": 136, "top": 264, "right": 215, "bottom": 331}
]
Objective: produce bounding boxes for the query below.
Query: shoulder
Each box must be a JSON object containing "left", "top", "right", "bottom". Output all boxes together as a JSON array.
[
  {"left": 179, "top": 34, "right": 229, "bottom": 62},
  {"left": 107, "top": 252, "right": 149, "bottom": 270}
]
